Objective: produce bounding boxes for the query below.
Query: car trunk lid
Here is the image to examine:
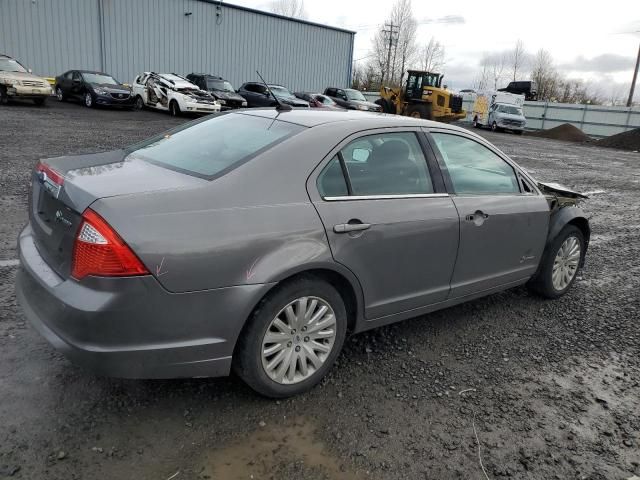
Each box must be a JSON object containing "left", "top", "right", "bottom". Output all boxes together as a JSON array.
[{"left": 29, "top": 150, "right": 204, "bottom": 279}]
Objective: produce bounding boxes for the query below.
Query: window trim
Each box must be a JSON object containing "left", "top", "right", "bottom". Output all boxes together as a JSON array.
[
  {"left": 424, "top": 129, "right": 542, "bottom": 197},
  {"left": 314, "top": 129, "right": 442, "bottom": 201}
]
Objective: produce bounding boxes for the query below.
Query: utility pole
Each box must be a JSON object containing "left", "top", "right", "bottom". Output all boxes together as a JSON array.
[
  {"left": 382, "top": 23, "right": 398, "bottom": 86},
  {"left": 627, "top": 40, "right": 640, "bottom": 107}
]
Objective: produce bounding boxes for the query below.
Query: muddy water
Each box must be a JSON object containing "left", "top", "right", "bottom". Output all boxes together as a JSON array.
[{"left": 201, "top": 418, "right": 368, "bottom": 480}]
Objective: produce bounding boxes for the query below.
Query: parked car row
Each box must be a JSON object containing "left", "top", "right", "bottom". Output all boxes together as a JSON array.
[{"left": 1, "top": 53, "right": 383, "bottom": 118}]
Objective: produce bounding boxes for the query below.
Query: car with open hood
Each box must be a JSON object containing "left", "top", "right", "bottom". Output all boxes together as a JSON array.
[
  {"left": 16, "top": 109, "right": 589, "bottom": 398},
  {"left": 0, "top": 54, "right": 52, "bottom": 106},
  {"left": 54, "top": 70, "right": 134, "bottom": 108},
  {"left": 132, "top": 72, "right": 221, "bottom": 116},
  {"left": 186, "top": 73, "right": 247, "bottom": 110}
]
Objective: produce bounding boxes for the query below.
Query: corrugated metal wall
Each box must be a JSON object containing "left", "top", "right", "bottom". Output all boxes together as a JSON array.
[{"left": 0, "top": 0, "right": 354, "bottom": 91}]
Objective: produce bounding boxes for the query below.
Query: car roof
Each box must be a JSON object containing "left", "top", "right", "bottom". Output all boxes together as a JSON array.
[
  {"left": 77, "top": 70, "right": 111, "bottom": 75},
  {"left": 235, "top": 108, "right": 471, "bottom": 132}
]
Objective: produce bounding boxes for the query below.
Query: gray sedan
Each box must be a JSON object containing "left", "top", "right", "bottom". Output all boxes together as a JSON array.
[{"left": 16, "top": 109, "right": 590, "bottom": 397}]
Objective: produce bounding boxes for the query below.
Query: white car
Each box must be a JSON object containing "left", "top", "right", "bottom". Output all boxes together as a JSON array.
[{"left": 132, "top": 72, "right": 221, "bottom": 116}]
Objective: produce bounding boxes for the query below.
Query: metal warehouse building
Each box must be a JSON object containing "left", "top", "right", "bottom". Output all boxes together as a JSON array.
[{"left": 0, "top": 0, "right": 355, "bottom": 91}]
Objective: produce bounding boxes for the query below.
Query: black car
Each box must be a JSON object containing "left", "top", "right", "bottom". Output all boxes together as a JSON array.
[
  {"left": 498, "top": 81, "right": 538, "bottom": 101},
  {"left": 237, "top": 82, "right": 309, "bottom": 108},
  {"left": 186, "top": 73, "right": 247, "bottom": 109},
  {"left": 324, "top": 87, "right": 381, "bottom": 112},
  {"left": 54, "top": 70, "right": 134, "bottom": 108}
]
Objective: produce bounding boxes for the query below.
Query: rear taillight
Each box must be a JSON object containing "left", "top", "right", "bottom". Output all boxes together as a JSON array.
[
  {"left": 36, "top": 161, "right": 65, "bottom": 198},
  {"left": 71, "top": 209, "right": 149, "bottom": 280}
]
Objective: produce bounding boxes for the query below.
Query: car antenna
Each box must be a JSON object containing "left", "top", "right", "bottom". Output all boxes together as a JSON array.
[{"left": 256, "top": 70, "right": 291, "bottom": 111}]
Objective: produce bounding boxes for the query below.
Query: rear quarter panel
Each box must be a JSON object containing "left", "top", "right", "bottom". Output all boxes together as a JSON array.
[{"left": 91, "top": 128, "right": 344, "bottom": 293}]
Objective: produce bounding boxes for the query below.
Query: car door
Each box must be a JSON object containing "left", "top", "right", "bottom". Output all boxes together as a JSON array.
[
  {"left": 334, "top": 89, "right": 350, "bottom": 108},
  {"left": 426, "top": 130, "right": 550, "bottom": 298},
  {"left": 70, "top": 71, "right": 83, "bottom": 99},
  {"left": 309, "top": 129, "right": 460, "bottom": 320}
]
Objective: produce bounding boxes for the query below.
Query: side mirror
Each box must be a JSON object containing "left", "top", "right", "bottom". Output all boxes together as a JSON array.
[
  {"left": 352, "top": 148, "right": 370, "bottom": 162},
  {"left": 28, "top": 68, "right": 33, "bottom": 74}
]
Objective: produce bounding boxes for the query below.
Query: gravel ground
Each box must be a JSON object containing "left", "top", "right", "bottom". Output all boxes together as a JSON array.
[{"left": 1, "top": 101, "right": 639, "bottom": 480}]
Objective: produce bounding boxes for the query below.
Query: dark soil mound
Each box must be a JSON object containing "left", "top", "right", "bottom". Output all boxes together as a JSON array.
[
  {"left": 527, "top": 123, "right": 590, "bottom": 142},
  {"left": 596, "top": 127, "right": 640, "bottom": 151}
]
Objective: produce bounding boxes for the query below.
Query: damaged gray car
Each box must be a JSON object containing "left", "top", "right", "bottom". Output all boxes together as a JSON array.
[{"left": 16, "top": 110, "right": 589, "bottom": 397}]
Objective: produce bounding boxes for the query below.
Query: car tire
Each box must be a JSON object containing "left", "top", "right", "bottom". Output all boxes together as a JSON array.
[
  {"left": 528, "top": 225, "right": 585, "bottom": 299},
  {"left": 0, "top": 86, "right": 8, "bottom": 105},
  {"left": 406, "top": 103, "right": 433, "bottom": 120},
  {"left": 473, "top": 116, "right": 481, "bottom": 128},
  {"left": 55, "top": 87, "right": 65, "bottom": 102},
  {"left": 491, "top": 121, "right": 499, "bottom": 132},
  {"left": 233, "top": 275, "right": 348, "bottom": 398},
  {"left": 134, "top": 95, "right": 144, "bottom": 110},
  {"left": 169, "top": 100, "right": 181, "bottom": 117},
  {"left": 84, "top": 92, "right": 94, "bottom": 108}
]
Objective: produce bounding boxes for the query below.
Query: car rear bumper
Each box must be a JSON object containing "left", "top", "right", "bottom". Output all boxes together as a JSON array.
[{"left": 16, "top": 224, "right": 274, "bottom": 379}]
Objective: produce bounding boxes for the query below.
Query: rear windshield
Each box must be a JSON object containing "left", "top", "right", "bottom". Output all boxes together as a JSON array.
[{"left": 125, "top": 113, "right": 305, "bottom": 179}]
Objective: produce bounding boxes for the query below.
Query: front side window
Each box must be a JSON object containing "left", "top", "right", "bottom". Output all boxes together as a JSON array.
[
  {"left": 317, "top": 132, "right": 434, "bottom": 197},
  {"left": 126, "top": 113, "right": 304, "bottom": 179},
  {"left": 431, "top": 133, "right": 520, "bottom": 194}
]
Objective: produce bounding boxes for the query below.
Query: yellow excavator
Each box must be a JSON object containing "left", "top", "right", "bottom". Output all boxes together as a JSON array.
[{"left": 376, "top": 70, "right": 466, "bottom": 122}]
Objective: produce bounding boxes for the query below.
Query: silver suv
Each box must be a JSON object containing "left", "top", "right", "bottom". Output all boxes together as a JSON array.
[{"left": 0, "top": 54, "right": 52, "bottom": 106}]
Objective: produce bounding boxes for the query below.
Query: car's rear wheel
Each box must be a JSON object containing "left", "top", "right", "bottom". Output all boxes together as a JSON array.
[
  {"left": 234, "top": 276, "right": 347, "bottom": 398},
  {"left": 528, "top": 225, "right": 585, "bottom": 299},
  {"left": 84, "top": 92, "right": 93, "bottom": 108},
  {"left": 491, "top": 121, "right": 499, "bottom": 132},
  {"left": 56, "top": 87, "right": 65, "bottom": 102},
  {"left": 473, "top": 116, "right": 480, "bottom": 128},
  {"left": 169, "top": 100, "right": 180, "bottom": 117}
]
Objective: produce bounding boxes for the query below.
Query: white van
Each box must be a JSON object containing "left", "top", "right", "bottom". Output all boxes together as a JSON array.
[{"left": 472, "top": 91, "right": 526, "bottom": 134}]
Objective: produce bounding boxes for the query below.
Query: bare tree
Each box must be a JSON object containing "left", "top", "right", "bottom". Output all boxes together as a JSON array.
[
  {"left": 509, "top": 39, "right": 526, "bottom": 81},
  {"left": 269, "top": 0, "right": 307, "bottom": 19},
  {"left": 366, "top": 0, "right": 418, "bottom": 87},
  {"left": 473, "top": 57, "right": 491, "bottom": 90},
  {"left": 421, "top": 37, "right": 445, "bottom": 72},
  {"left": 389, "top": 0, "right": 418, "bottom": 86},
  {"left": 531, "top": 49, "right": 560, "bottom": 100},
  {"left": 478, "top": 52, "right": 507, "bottom": 90}
]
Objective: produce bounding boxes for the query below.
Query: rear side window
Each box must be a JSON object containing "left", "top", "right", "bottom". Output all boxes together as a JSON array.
[
  {"left": 431, "top": 133, "right": 520, "bottom": 194},
  {"left": 126, "top": 114, "right": 305, "bottom": 179},
  {"left": 317, "top": 132, "right": 434, "bottom": 197}
]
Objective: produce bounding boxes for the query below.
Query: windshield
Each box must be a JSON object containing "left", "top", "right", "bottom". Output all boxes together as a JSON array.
[
  {"left": 316, "top": 94, "right": 336, "bottom": 105},
  {"left": 126, "top": 113, "right": 305, "bottom": 179},
  {"left": 269, "top": 86, "right": 296, "bottom": 99},
  {"left": 345, "top": 89, "right": 366, "bottom": 101},
  {"left": 207, "top": 79, "right": 235, "bottom": 92},
  {"left": 0, "top": 57, "right": 27, "bottom": 73},
  {"left": 497, "top": 105, "right": 523, "bottom": 115},
  {"left": 82, "top": 73, "right": 119, "bottom": 85}
]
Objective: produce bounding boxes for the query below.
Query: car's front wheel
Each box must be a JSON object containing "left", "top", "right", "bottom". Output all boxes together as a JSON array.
[
  {"left": 528, "top": 225, "right": 585, "bottom": 299},
  {"left": 0, "top": 86, "right": 8, "bottom": 105},
  {"left": 84, "top": 92, "right": 94, "bottom": 108},
  {"left": 56, "top": 87, "right": 65, "bottom": 102},
  {"left": 169, "top": 100, "right": 181, "bottom": 116},
  {"left": 234, "top": 276, "right": 347, "bottom": 397}
]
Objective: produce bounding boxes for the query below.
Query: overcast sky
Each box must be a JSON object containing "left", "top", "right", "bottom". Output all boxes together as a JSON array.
[{"left": 232, "top": 0, "right": 639, "bottom": 95}]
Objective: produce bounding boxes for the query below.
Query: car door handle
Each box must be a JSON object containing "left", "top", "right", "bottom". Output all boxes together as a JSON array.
[
  {"left": 465, "top": 210, "right": 489, "bottom": 225},
  {"left": 334, "top": 222, "right": 371, "bottom": 233}
]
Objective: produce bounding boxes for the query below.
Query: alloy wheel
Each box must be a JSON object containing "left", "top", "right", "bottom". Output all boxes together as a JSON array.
[
  {"left": 56, "top": 88, "right": 63, "bottom": 101},
  {"left": 85, "top": 93, "right": 92, "bottom": 107},
  {"left": 261, "top": 296, "right": 337, "bottom": 385},
  {"left": 552, "top": 236, "right": 581, "bottom": 291}
]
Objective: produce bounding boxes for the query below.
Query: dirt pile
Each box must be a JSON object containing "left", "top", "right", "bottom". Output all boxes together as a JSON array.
[
  {"left": 527, "top": 123, "right": 591, "bottom": 142},
  {"left": 596, "top": 127, "right": 640, "bottom": 151}
]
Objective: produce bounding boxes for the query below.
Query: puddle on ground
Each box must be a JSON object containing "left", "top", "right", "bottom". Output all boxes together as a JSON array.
[{"left": 201, "top": 418, "right": 367, "bottom": 480}]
